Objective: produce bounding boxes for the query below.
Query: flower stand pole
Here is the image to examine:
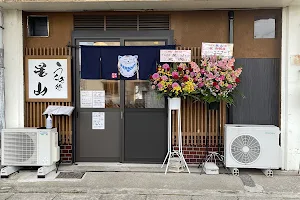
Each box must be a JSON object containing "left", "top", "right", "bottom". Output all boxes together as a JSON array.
[{"left": 161, "top": 97, "right": 190, "bottom": 174}]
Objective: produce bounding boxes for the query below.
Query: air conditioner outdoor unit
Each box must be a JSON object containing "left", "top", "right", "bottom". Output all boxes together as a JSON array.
[
  {"left": 224, "top": 124, "right": 281, "bottom": 176},
  {"left": 1, "top": 128, "right": 60, "bottom": 178}
]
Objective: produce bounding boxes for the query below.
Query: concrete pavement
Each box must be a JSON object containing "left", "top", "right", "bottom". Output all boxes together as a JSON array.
[{"left": 0, "top": 165, "right": 300, "bottom": 199}]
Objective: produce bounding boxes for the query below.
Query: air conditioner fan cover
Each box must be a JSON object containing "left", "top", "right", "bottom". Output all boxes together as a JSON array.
[{"left": 230, "top": 134, "right": 261, "bottom": 165}]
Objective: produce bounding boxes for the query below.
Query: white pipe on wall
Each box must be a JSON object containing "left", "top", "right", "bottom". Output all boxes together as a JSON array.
[{"left": 0, "top": 8, "right": 5, "bottom": 152}]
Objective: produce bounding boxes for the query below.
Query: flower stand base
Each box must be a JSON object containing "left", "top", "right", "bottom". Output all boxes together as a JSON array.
[
  {"left": 161, "top": 98, "right": 190, "bottom": 174},
  {"left": 168, "top": 153, "right": 185, "bottom": 173}
]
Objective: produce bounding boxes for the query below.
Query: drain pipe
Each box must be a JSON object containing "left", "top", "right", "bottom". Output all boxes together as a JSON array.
[
  {"left": 0, "top": 8, "right": 5, "bottom": 154},
  {"left": 228, "top": 10, "right": 234, "bottom": 124}
]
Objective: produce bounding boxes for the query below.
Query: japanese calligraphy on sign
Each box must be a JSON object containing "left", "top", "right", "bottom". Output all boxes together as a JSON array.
[
  {"left": 160, "top": 50, "right": 191, "bottom": 63},
  {"left": 26, "top": 56, "right": 71, "bottom": 101},
  {"left": 201, "top": 42, "right": 234, "bottom": 58}
]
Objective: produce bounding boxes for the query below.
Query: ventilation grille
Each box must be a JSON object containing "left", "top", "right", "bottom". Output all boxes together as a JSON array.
[
  {"left": 2, "top": 131, "right": 37, "bottom": 165},
  {"left": 74, "top": 15, "right": 169, "bottom": 31},
  {"left": 139, "top": 15, "right": 169, "bottom": 30},
  {"left": 106, "top": 15, "right": 137, "bottom": 30},
  {"left": 230, "top": 134, "right": 261, "bottom": 165},
  {"left": 74, "top": 15, "right": 104, "bottom": 30}
]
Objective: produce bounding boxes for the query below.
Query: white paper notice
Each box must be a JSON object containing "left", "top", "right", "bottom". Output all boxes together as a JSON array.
[
  {"left": 201, "top": 42, "right": 234, "bottom": 58},
  {"left": 92, "top": 112, "right": 105, "bottom": 129},
  {"left": 80, "top": 91, "right": 93, "bottom": 108},
  {"left": 93, "top": 91, "right": 105, "bottom": 108},
  {"left": 160, "top": 50, "right": 191, "bottom": 63}
]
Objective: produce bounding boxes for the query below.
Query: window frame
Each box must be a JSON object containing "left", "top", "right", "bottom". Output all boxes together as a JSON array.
[{"left": 27, "top": 15, "right": 50, "bottom": 38}]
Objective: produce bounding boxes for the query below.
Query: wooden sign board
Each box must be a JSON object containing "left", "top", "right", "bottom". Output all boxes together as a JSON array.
[
  {"left": 25, "top": 56, "right": 71, "bottom": 102},
  {"left": 201, "top": 42, "right": 233, "bottom": 58},
  {"left": 160, "top": 50, "right": 191, "bottom": 63}
]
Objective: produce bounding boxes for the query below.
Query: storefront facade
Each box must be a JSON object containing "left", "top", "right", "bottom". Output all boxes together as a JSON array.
[{"left": 1, "top": 0, "right": 299, "bottom": 170}]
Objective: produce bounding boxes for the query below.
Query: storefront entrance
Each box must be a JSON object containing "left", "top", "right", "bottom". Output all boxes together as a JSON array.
[{"left": 74, "top": 31, "right": 173, "bottom": 163}]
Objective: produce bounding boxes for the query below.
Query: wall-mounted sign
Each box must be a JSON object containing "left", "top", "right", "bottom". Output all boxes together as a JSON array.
[
  {"left": 160, "top": 50, "right": 191, "bottom": 63},
  {"left": 25, "top": 56, "right": 71, "bottom": 102},
  {"left": 201, "top": 42, "right": 234, "bottom": 58}
]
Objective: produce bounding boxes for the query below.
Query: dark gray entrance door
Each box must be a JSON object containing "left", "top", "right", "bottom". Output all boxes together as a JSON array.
[
  {"left": 74, "top": 33, "right": 173, "bottom": 163},
  {"left": 123, "top": 40, "right": 167, "bottom": 163},
  {"left": 75, "top": 40, "right": 122, "bottom": 162}
]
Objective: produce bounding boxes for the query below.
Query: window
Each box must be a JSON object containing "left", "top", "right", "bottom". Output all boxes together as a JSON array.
[
  {"left": 254, "top": 17, "right": 276, "bottom": 39},
  {"left": 27, "top": 16, "right": 49, "bottom": 37},
  {"left": 79, "top": 41, "right": 121, "bottom": 108}
]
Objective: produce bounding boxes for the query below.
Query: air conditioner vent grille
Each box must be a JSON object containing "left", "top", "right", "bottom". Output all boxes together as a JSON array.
[
  {"left": 230, "top": 134, "right": 261, "bottom": 165},
  {"left": 3, "top": 132, "right": 37, "bottom": 165}
]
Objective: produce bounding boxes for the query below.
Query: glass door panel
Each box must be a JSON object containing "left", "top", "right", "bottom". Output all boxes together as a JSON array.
[
  {"left": 125, "top": 80, "right": 164, "bottom": 108},
  {"left": 79, "top": 41, "right": 121, "bottom": 108}
]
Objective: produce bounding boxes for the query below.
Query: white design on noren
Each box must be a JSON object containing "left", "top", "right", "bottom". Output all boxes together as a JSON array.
[{"left": 118, "top": 55, "right": 139, "bottom": 78}]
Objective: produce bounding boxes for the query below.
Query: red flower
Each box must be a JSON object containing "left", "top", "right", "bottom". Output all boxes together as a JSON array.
[
  {"left": 178, "top": 66, "right": 183, "bottom": 71},
  {"left": 235, "top": 78, "right": 240, "bottom": 83},
  {"left": 150, "top": 75, "right": 153, "bottom": 79},
  {"left": 213, "top": 82, "right": 218, "bottom": 86},
  {"left": 232, "top": 66, "right": 235, "bottom": 70},
  {"left": 183, "top": 76, "right": 189, "bottom": 82},
  {"left": 173, "top": 75, "right": 179, "bottom": 79}
]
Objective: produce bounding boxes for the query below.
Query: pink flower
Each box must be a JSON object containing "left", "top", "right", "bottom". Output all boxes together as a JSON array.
[
  {"left": 190, "top": 62, "right": 200, "bottom": 73},
  {"left": 190, "top": 72, "right": 195, "bottom": 77},
  {"left": 162, "top": 63, "right": 170, "bottom": 71},
  {"left": 172, "top": 82, "right": 179, "bottom": 88},
  {"left": 152, "top": 73, "right": 159, "bottom": 80},
  {"left": 172, "top": 71, "right": 179, "bottom": 79},
  {"left": 181, "top": 83, "right": 185, "bottom": 87},
  {"left": 157, "top": 83, "right": 163, "bottom": 89},
  {"left": 215, "top": 85, "right": 220, "bottom": 90},
  {"left": 228, "top": 58, "right": 235, "bottom": 68},
  {"left": 161, "top": 75, "right": 168, "bottom": 81},
  {"left": 200, "top": 69, "right": 205, "bottom": 74},
  {"left": 227, "top": 84, "right": 233, "bottom": 89},
  {"left": 207, "top": 73, "right": 215, "bottom": 79},
  {"left": 220, "top": 75, "right": 225, "bottom": 81},
  {"left": 198, "top": 82, "right": 204, "bottom": 88}
]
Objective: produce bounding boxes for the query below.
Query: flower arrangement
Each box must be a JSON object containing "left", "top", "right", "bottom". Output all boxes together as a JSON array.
[
  {"left": 149, "top": 63, "right": 199, "bottom": 98},
  {"left": 197, "top": 56, "right": 243, "bottom": 105},
  {"left": 149, "top": 56, "right": 243, "bottom": 105}
]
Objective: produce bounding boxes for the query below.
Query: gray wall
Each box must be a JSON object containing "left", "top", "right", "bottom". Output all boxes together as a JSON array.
[{"left": 230, "top": 58, "right": 280, "bottom": 126}]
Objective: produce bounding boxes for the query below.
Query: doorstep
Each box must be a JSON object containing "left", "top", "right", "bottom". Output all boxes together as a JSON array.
[
  {"left": 58, "top": 162, "right": 203, "bottom": 173},
  {"left": 57, "top": 162, "right": 299, "bottom": 176}
]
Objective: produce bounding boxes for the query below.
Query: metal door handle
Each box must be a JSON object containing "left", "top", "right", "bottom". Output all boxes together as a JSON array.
[{"left": 121, "top": 111, "right": 123, "bottom": 119}]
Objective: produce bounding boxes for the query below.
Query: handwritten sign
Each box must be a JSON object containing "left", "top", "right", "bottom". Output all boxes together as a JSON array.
[
  {"left": 27, "top": 58, "right": 69, "bottom": 100},
  {"left": 201, "top": 43, "right": 233, "bottom": 58},
  {"left": 92, "top": 91, "right": 105, "bottom": 108},
  {"left": 92, "top": 112, "right": 105, "bottom": 130},
  {"left": 81, "top": 90, "right": 105, "bottom": 108},
  {"left": 160, "top": 50, "right": 191, "bottom": 63}
]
